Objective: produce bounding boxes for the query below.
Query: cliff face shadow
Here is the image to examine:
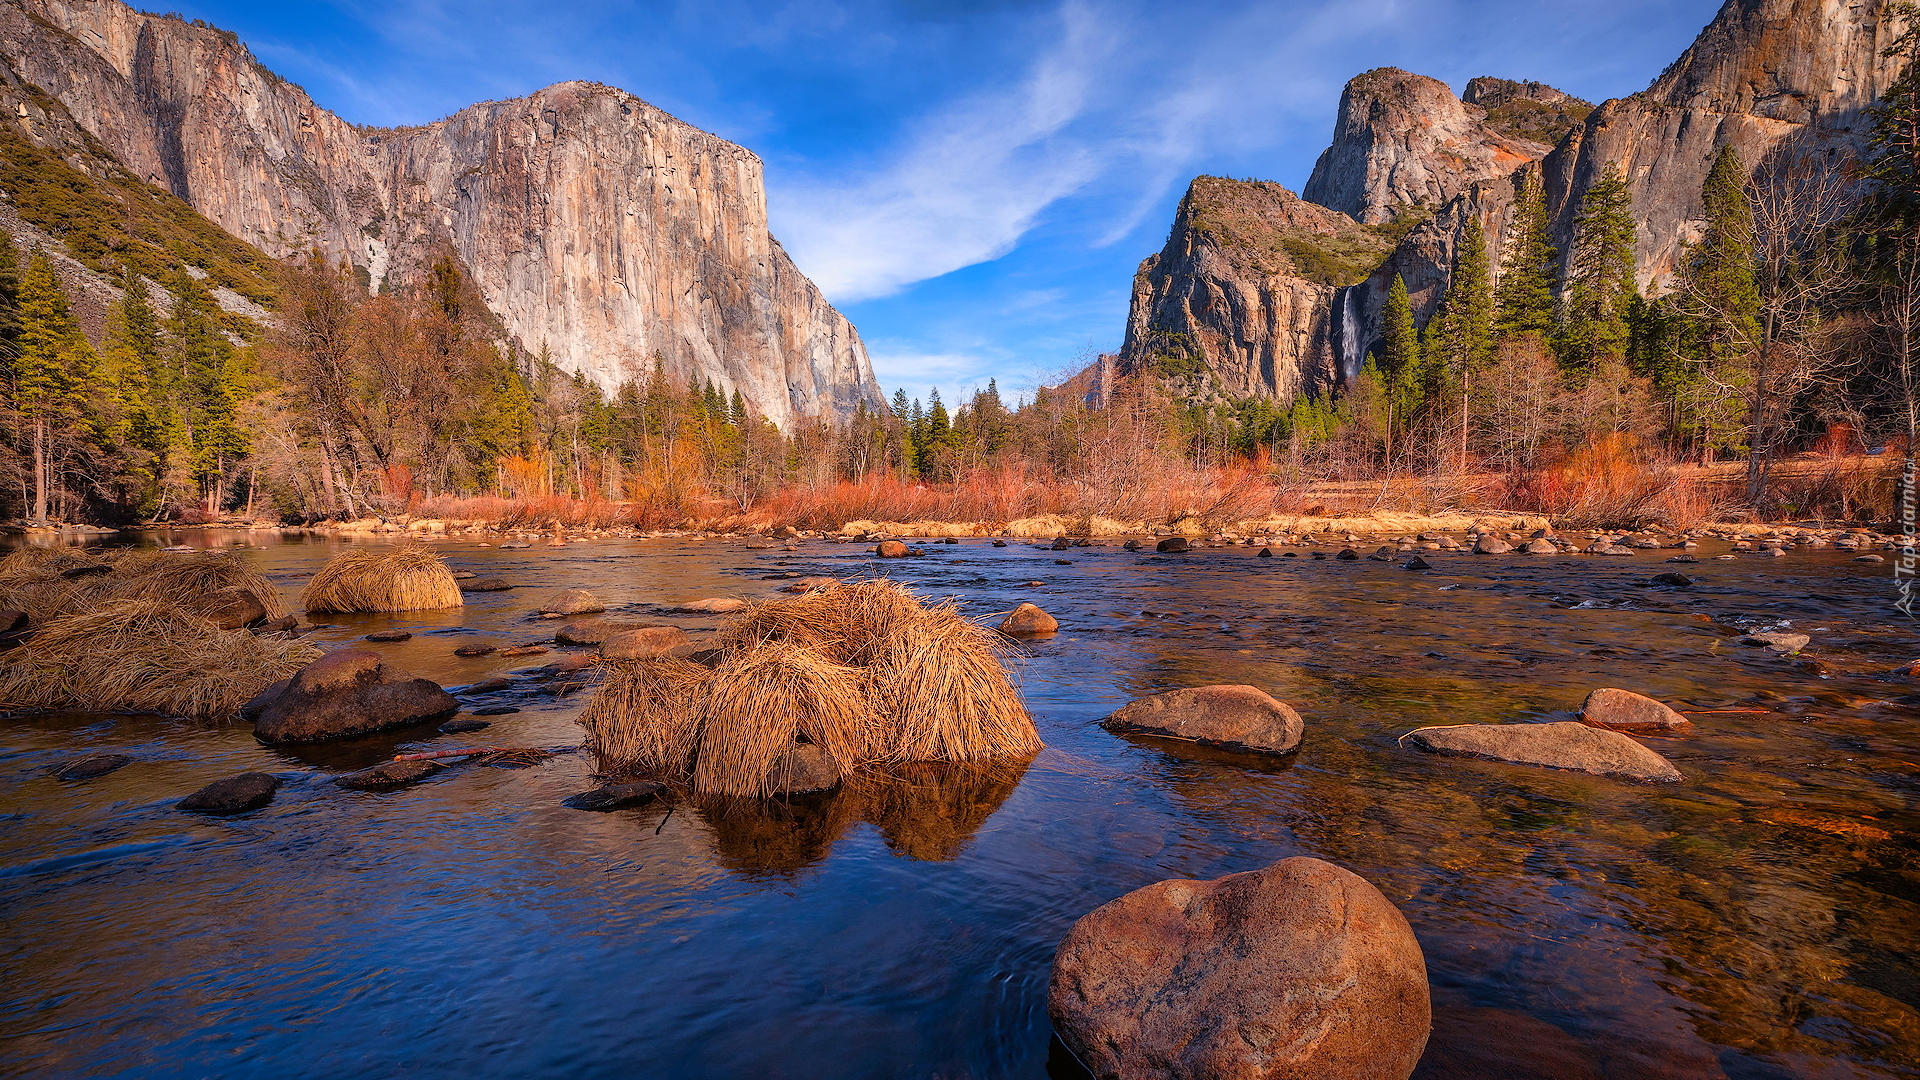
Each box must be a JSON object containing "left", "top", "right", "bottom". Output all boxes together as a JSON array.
[{"left": 693, "top": 757, "right": 1033, "bottom": 879}]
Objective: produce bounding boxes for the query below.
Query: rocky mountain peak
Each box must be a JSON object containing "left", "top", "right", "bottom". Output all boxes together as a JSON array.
[
  {"left": 1301, "top": 67, "right": 1553, "bottom": 225},
  {"left": 1647, "top": 0, "right": 1903, "bottom": 122}
]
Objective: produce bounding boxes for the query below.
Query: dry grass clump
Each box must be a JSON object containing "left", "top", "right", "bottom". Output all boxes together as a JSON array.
[
  {"left": 580, "top": 579, "right": 1039, "bottom": 797},
  {"left": 0, "top": 547, "right": 284, "bottom": 621},
  {"left": 302, "top": 544, "right": 462, "bottom": 613},
  {"left": 0, "top": 599, "right": 320, "bottom": 717}
]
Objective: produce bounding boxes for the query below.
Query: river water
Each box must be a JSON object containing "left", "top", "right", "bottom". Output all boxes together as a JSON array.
[{"left": 1, "top": 531, "right": 1916, "bottom": 1078}]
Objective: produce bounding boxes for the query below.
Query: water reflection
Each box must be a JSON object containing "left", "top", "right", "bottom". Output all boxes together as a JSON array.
[{"left": 0, "top": 529, "right": 1916, "bottom": 1078}]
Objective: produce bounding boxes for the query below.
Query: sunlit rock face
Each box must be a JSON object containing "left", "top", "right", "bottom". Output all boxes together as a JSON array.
[{"left": 0, "top": 0, "right": 882, "bottom": 426}]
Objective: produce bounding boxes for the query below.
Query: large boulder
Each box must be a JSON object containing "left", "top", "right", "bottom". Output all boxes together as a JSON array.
[
  {"left": 250, "top": 650, "right": 459, "bottom": 743},
  {"left": 997, "top": 602, "right": 1059, "bottom": 637},
  {"left": 1472, "top": 534, "right": 1511, "bottom": 554},
  {"left": 600, "top": 626, "right": 691, "bottom": 659},
  {"left": 768, "top": 742, "right": 842, "bottom": 794},
  {"left": 539, "top": 588, "right": 605, "bottom": 616},
  {"left": 1401, "top": 722, "right": 1683, "bottom": 782},
  {"left": 1156, "top": 537, "right": 1191, "bottom": 553},
  {"left": 1050, "top": 856, "right": 1431, "bottom": 1080},
  {"left": 1579, "top": 688, "right": 1693, "bottom": 736},
  {"left": 875, "top": 540, "right": 909, "bottom": 558},
  {"left": 1102, "top": 685, "right": 1302, "bottom": 754}
]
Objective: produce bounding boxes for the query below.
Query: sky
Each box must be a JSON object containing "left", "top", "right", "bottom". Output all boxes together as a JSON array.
[{"left": 166, "top": 0, "right": 1724, "bottom": 408}]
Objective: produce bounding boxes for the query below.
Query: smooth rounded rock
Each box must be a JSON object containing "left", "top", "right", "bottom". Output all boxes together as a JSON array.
[
  {"left": 1741, "top": 631, "right": 1809, "bottom": 653},
  {"left": 1401, "top": 721, "right": 1682, "bottom": 782},
  {"left": 252, "top": 651, "right": 459, "bottom": 743},
  {"left": 1473, "top": 535, "right": 1512, "bottom": 554},
  {"left": 875, "top": 540, "right": 909, "bottom": 558},
  {"left": 1155, "top": 537, "right": 1190, "bottom": 553},
  {"left": 997, "top": 602, "right": 1058, "bottom": 637},
  {"left": 50, "top": 753, "right": 134, "bottom": 780},
  {"left": 1049, "top": 856, "right": 1431, "bottom": 1080},
  {"left": 1102, "top": 685, "right": 1302, "bottom": 754},
  {"left": 1579, "top": 688, "right": 1694, "bottom": 736},
  {"left": 600, "top": 626, "right": 691, "bottom": 660},
  {"left": 555, "top": 619, "right": 653, "bottom": 647},
  {"left": 184, "top": 586, "right": 269, "bottom": 630},
  {"left": 768, "top": 742, "right": 841, "bottom": 794},
  {"left": 178, "top": 772, "right": 280, "bottom": 813},
  {"left": 540, "top": 588, "right": 605, "bottom": 616},
  {"left": 674, "top": 597, "right": 747, "bottom": 613}
]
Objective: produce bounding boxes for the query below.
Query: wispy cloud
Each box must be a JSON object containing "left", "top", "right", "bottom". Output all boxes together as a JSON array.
[{"left": 771, "top": 2, "right": 1116, "bottom": 301}]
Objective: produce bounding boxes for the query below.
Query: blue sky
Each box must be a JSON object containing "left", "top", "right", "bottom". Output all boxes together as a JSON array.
[{"left": 168, "top": 0, "right": 1721, "bottom": 408}]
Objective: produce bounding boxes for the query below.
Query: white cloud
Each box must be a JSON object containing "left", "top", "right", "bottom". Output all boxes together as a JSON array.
[{"left": 771, "top": 1, "right": 1116, "bottom": 301}]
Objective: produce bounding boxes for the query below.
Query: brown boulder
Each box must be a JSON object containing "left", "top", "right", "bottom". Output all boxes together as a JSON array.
[
  {"left": 997, "top": 602, "right": 1059, "bottom": 637},
  {"left": 768, "top": 742, "right": 842, "bottom": 794},
  {"left": 875, "top": 540, "right": 909, "bottom": 558},
  {"left": 1050, "top": 856, "right": 1430, "bottom": 1080},
  {"left": 251, "top": 650, "right": 459, "bottom": 743},
  {"left": 555, "top": 618, "right": 652, "bottom": 646},
  {"left": 1156, "top": 537, "right": 1191, "bottom": 553},
  {"left": 674, "top": 597, "right": 747, "bottom": 613},
  {"left": 600, "top": 626, "right": 691, "bottom": 660},
  {"left": 178, "top": 772, "right": 280, "bottom": 813},
  {"left": 1401, "top": 722, "right": 1683, "bottom": 782},
  {"left": 1472, "top": 534, "right": 1511, "bottom": 554},
  {"left": 539, "top": 588, "right": 605, "bottom": 615},
  {"left": 183, "top": 586, "right": 269, "bottom": 629},
  {"left": 1579, "top": 688, "right": 1693, "bottom": 736},
  {"left": 1102, "top": 685, "right": 1302, "bottom": 754},
  {"left": 334, "top": 759, "right": 444, "bottom": 790}
]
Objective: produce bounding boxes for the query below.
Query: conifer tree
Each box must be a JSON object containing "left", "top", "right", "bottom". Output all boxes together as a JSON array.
[
  {"left": 1557, "top": 162, "right": 1639, "bottom": 367},
  {"left": 1493, "top": 169, "right": 1558, "bottom": 343},
  {"left": 15, "top": 252, "right": 95, "bottom": 520},
  {"left": 1428, "top": 219, "right": 1495, "bottom": 380},
  {"left": 1379, "top": 274, "right": 1424, "bottom": 430}
]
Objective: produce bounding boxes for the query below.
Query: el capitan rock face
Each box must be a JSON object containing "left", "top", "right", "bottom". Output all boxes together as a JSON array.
[{"left": 0, "top": 0, "right": 882, "bottom": 427}]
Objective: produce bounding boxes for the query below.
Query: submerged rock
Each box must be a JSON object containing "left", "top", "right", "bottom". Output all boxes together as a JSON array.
[
  {"left": 50, "top": 753, "right": 134, "bottom": 780},
  {"left": 1049, "top": 856, "right": 1430, "bottom": 1080},
  {"left": 997, "top": 602, "right": 1059, "bottom": 637},
  {"left": 555, "top": 618, "right": 653, "bottom": 646},
  {"left": 179, "top": 772, "right": 280, "bottom": 813},
  {"left": 1651, "top": 572, "right": 1693, "bottom": 586},
  {"left": 1103, "top": 685, "right": 1303, "bottom": 754},
  {"left": 460, "top": 577, "right": 515, "bottom": 592},
  {"left": 1401, "top": 721, "right": 1683, "bottom": 782},
  {"left": 365, "top": 629, "right": 412, "bottom": 642},
  {"left": 251, "top": 650, "right": 460, "bottom": 743},
  {"left": 1579, "top": 688, "right": 1694, "bottom": 736},
  {"left": 674, "top": 597, "right": 747, "bottom": 613},
  {"left": 335, "top": 759, "right": 444, "bottom": 790},
  {"left": 601, "top": 626, "right": 691, "bottom": 659},
  {"left": 540, "top": 588, "right": 605, "bottom": 616},
  {"left": 453, "top": 643, "right": 498, "bottom": 657},
  {"left": 1741, "top": 631, "right": 1810, "bottom": 653},
  {"left": 563, "top": 782, "right": 667, "bottom": 811},
  {"left": 440, "top": 718, "right": 493, "bottom": 732}
]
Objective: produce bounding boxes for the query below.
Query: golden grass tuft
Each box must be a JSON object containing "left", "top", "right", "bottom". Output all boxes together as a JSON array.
[
  {"left": 691, "top": 644, "right": 883, "bottom": 797},
  {"left": 0, "top": 599, "right": 321, "bottom": 718},
  {"left": 0, "top": 547, "right": 285, "bottom": 622},
  {"left": 580, "top": 579, "right": 1040, "bottom": 796},
  {"left": 302, "top": 544, "right": 463, "bottom": 613}
]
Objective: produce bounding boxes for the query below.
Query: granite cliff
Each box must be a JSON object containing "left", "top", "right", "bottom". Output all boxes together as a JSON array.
[
  {"left": 0, "top": 0, "right": 881, "bottom": 426},
  {"left": 1122, "top": 0, "right": 1904, "bottom": 401}
]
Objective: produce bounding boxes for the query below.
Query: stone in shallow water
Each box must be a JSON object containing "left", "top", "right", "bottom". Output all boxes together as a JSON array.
[
  {"left": 179, "top": 772, "right": 280, "bottom": 813},
  {"left": 335, "top": 759, "right": 444, "bottom": 790},
  {"left": 1741, "top": 631, "right": 1809, "bottom": 653},
  {"left": 50, "top": 753, "right": 133, "bottom": 780},
  {"left": 1579, "top": 688, "right": 1694, "bottom": 736},
  {"left": 252, "top": 651, "right": 459, "bottom": 744},
  {"left": 1103, "top": 685, "right": 1302, "bottom": 754},
  {"left": 1155, "top": 537, "right": 1190, "bottom": 553},
  {"left": 365, "top": 629, "right": 412, "bottom": 642},
  {"left": 539, "top": 588, "right": 605, "bottom": 615},
  {"left": 1049, "top": 856, "right": 1430, "bottom": 1080},
  {"left": 563, "top": 782, "right": 667, "bottom": 811},
  {"left": 441, "top": 718, "right": 494, "bottom": 732},
  {"left": 461, "top": 577, "right": 514, "bottom": 592},
  {"left": 1400, "top": 721, "right": 1682, "bottom": 783}
]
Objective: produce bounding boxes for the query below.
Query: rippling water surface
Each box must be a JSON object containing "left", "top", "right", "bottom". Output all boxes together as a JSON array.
[{"left": 2, "top": 531, "right": 1917, "bottom": 1079}]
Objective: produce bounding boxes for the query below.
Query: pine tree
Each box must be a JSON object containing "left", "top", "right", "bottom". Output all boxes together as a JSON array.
[
  {"left": 1379, "top": 274, "right": 1424, "bottom": 429},
  {"left": 1558, "top": 162, "right": 1639, "bottom": 367},
  {"left": 15, "top": 252, "right": 94, "bottom": 520},
  {"left": 1428, "top": 219, "right": 1495, "bottom": 380},
  {"left": 1688, "top": 145, "right": 1763, "bottom": 360},
  {"left": 0, "top": 233, "right": 23, "bottom": 367},
  {"left": 1493, "top": 169, "right": 1558, "bottom": 343},
  {"left": 1867, "top": 3, "right": 1920, "bottom": 220}
]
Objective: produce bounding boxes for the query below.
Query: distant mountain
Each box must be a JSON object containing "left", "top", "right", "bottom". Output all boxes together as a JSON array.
[
  {"left": 1116, "top": 0, "right": 1902, "bottom": 401},
  {"left": 0, "top": 0, "right": 883, "bottom": 426}
]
